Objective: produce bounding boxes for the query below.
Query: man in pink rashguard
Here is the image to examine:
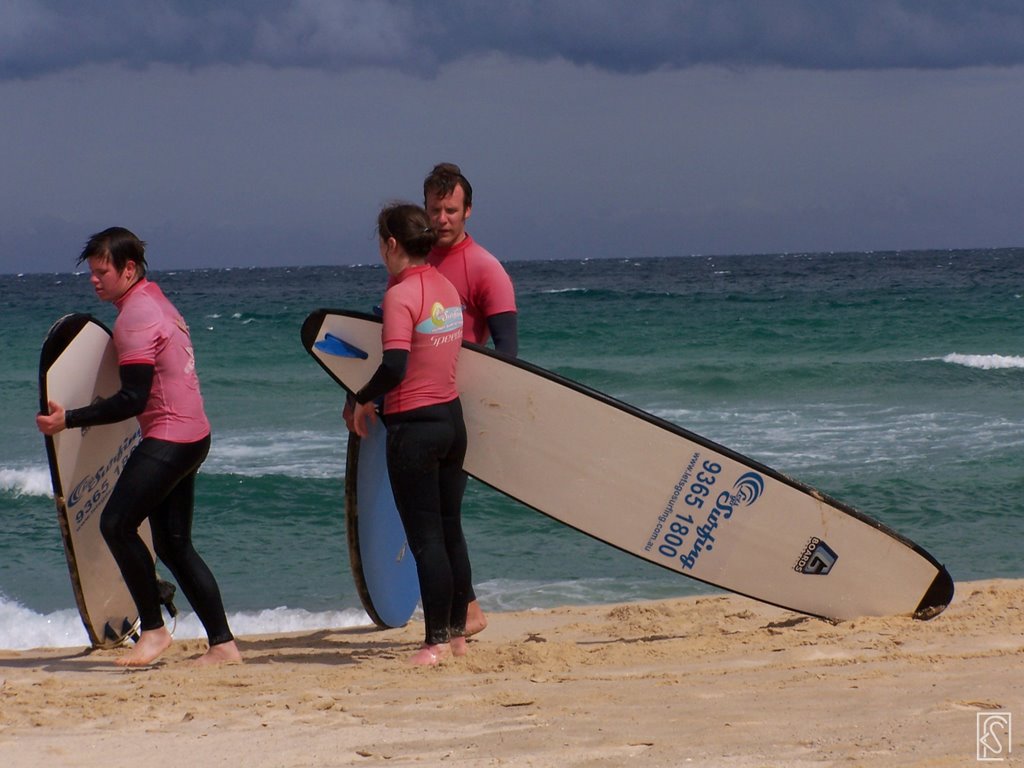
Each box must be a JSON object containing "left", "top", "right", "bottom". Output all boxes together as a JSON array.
[
  {"left": 423, "top": 163, "right": 518, "bottom": 358},
  {"left": 422, "top": 163, "right": 518, "bottom": 635},
  {"left": 37, "top": 227, "right": 241, "bottom": 668}
]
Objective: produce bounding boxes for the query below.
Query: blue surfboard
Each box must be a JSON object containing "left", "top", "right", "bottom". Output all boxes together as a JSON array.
[
  {"left": 344, "top": 419, "right": 420, "bottom": 628},
  {"left": 314, "top": 332, "right": 419, "bottom": 627}
]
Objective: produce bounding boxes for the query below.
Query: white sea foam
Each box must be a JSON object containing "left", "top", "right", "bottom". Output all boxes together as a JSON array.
[
  {"left": 937, "top": 353, "right": 1024, "bottom": 370},
  {"left": 0, "top": 577, "right": 717, "bottom": 650},
  {"left": 180, "top": 605, "right": 372, "bottom": 640},
  {"left": 0, "top": 433, "right": 345, "bottom": 489},
  {"left": 0, "top": 594, "right": 372, "bottom": 651},
  {"left": 0, "top": 600, "right": 86, "bottom": 650},
  {"left": 204, "top": 430, "right": 345, "bottom": 479},
  {"left": 0, "top": 466, "right": 52, "bottom": 498},
  {"left": 649, "top": 402, "right": 1024, "bottom": 475}
]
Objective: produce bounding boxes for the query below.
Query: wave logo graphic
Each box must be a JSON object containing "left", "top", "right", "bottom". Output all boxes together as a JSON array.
[{"left": 731, "top": 472, "right": 765, "bottom": 506}]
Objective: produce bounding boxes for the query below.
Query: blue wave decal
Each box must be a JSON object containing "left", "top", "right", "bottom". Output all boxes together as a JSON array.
[{"left": 731, "top": 471, "right": 765, "bottom": 506}]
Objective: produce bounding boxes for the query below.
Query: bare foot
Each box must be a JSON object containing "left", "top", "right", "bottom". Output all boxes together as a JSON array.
[
  {"left": 465, "top": 600, "right": 488, "bottom": 637},
  {"left": 116, "top": 627, "right": 172, "bottom": 667},
  {"left": 450, "top": 636, "right": 468, "bottom": 657},
  {"left": 409, "top": 643, "right": 449, "bottom": 666},
  {"left": 194, "top": 640, "right": 243, "bottom": 666}
]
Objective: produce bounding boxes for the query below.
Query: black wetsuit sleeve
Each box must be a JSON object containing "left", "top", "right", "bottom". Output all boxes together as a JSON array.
[
  {"left": 64, "top": 364, "right": 154, "bottom": 429},
  {"left": 487, "top": 311, "right": 518, "bottom": 358},
  {"left": 354, "top": 349, "right": 408, "bottom": 404}
]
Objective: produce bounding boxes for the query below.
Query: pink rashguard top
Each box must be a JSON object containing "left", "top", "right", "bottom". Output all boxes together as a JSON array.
[
  {"left": 380, "top": 265, "right": 464, "bottom": 416},
  {"left": 113, "top": 279, "right": 211, "bottom": 442},
  {"left": 427, "top": 234, "right": 516, "bottom": 345}
]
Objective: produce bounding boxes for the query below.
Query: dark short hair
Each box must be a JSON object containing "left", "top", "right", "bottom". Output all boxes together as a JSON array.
[
  {"left": 423, "top": 162, "right": 473, "bottom": 208},
  {"left": 77, "top": 227, "right": 147, "bottom": 277},
  {"left": 377, "top": 203, "right": 438, "bottom": 258}
]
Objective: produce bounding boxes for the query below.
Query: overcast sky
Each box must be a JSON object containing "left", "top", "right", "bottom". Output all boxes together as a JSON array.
[{"left": 2, "top": 1, "right": 1024, "bottom": 274}]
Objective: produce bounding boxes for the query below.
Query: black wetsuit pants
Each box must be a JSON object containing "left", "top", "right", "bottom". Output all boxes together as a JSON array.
[
  {"left": 100, "top": 434, "right": 234, "bottom": 646},
  {"left": 385, "top": 399, "right": 471, "bottom": 646}
]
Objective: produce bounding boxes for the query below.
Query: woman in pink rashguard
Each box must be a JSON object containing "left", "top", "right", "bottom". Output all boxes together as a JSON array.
[{"left": 350, "top": 203, "right": 472, "bottom": 666}]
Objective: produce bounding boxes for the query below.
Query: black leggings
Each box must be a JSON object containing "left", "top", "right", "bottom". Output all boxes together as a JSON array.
[
  {"left": 386, "top": 399, "right": 470, "bottom": 646},
  {"left": 100, "top": 434, "right": 234, "bottom": 646}
]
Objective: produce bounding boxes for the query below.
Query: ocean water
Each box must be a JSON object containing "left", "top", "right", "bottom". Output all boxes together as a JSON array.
[{"left": 2, "top": 249, "right": 1022, "bottom": 650}]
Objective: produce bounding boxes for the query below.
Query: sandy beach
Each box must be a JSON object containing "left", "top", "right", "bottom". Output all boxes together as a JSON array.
[{"left": 1, "top": 578, "right": 1020, "bottom": 767}]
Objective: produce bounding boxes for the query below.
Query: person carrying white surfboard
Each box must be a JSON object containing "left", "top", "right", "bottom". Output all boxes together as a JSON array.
[
  {"left": 351, "top": 203, "right": 472, "bottom": 666},
  {"left": 36, "top": 227, "right": 241, "bottom": 668},
  {"left": 344, "top": 163, "right": 518, "bottom": 636}
]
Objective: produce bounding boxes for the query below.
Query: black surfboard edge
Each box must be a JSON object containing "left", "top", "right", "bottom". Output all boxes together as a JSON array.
[
  {"left": 38, "top": 313, "right": 104, "bottom": 499},
  {"left": 301, "top": 308, "right": 955, "bottom": 621},
  {"left": 343, "top": 429, "right": 393, "bottom": 630}
]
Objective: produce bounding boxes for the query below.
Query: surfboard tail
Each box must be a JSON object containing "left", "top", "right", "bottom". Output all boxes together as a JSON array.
[{"left": 912, "top": 566, "right": 955, "bottom": 620}]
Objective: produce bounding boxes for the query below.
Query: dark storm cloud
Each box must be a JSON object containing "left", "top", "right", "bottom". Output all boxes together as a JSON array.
[{"left": 3, "top": 0, "right": 1024, "bottom": 80}]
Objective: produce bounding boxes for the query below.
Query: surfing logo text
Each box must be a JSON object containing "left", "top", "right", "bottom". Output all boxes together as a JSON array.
[
  {"left": 66, "top": 430, "right": 141, "bottom": 531},
  {"left": 648, "top": 463, "right": 766, "bottom": 572},
  {"left": 416, "top": 303, "right": 463, "bottom": 336},
  {"left": 414, "top": 303, "right": 463, "bottom": 348}
]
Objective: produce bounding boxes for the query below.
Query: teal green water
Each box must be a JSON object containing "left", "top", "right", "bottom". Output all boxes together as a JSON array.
[{"left": 2, "top": 249, "right": 1022, "bottom": 647}]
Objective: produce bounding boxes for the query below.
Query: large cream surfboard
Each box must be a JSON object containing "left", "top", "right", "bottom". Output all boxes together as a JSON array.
[
  {"left": 301, "top": 309, "right": 953, "bottom": 621},
  {"left": 39, "top": 314, "right": 157, "bottom": 648}
]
